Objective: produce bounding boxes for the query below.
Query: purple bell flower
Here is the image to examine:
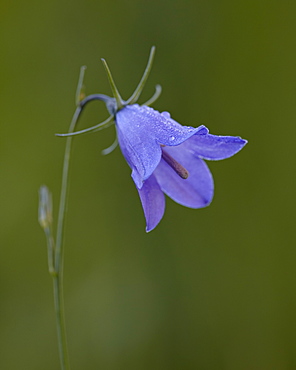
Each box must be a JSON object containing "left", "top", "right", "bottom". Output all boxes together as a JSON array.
[
  {"left": 57, "top": 47, "right": 247, "bottom": 231},
  {"left": 116, "top": 104, "right": 247, "bottom": 231}
]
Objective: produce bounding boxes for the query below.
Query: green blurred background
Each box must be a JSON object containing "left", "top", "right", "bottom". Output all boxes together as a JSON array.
[{"left": 1, "top": 0, "right": 296, "bottom": 369}]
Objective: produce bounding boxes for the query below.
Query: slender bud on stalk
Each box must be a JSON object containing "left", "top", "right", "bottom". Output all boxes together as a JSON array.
[{"left": 38, "top": 185, "right": 53, "bottom": 229}]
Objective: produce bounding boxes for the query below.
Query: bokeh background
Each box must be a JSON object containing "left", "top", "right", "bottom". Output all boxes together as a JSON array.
[{"left": 1, "top": 0, "right": 296, "bottom": 369}]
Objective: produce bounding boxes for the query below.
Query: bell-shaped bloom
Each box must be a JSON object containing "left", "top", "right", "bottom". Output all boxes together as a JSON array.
[
  {"left": 116, "top": 104, "right": 247, "bottom": 232},
  {"left": 57, "top": 47, "right": 247, "bottom": 232}
]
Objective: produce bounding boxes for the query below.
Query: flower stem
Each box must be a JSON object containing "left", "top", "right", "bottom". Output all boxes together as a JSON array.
[
  {"left": 53, "top": 105, "right": 82, "bottom": 370},
  {"left": 41, "top": 65, "right": 114, "bottom": 370}
]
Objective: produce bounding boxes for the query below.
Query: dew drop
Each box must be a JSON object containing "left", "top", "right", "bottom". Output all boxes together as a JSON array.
[
  {"left": 162, "top": 112, "right": 171, "bottom": 118},
  {"left": 169, "top": 136, "right": 175, "bottom": 141}
]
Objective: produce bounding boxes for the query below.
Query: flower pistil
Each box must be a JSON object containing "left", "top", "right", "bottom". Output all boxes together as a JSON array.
[{"left": 161, "top": 147, "right": 189, "bottom": 179}]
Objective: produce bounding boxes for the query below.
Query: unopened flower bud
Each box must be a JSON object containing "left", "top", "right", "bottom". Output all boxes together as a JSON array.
[{"left": 38, "top": 185, "right": 53, "bottom": 229}]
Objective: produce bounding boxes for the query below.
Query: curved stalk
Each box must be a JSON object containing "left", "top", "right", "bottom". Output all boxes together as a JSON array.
[
  {"left": 53, "top": 104, "right": 82, "bottom": 370},
  {"left": 55, "top": 115, "right": 114, "bottom": 138},
  {"left": 142, "top": 84, "right": 162, "bottom": 106},
  {"left": 52, "top": 69, "right": 114, "bottom": 370},
  {"left": 101, "top": 59, "right": 124, "bottom": 110},
  {"left": 127, "top": 46, "right": 156, "bottom": 105}
]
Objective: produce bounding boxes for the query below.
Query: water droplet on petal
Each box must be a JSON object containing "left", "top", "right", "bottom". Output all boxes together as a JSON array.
[
  {"left": 162, "top": 112, "right": 171, "bottom": 118},
  {"left": 169, "top": 136, "right": 175, "bottom": 141}
]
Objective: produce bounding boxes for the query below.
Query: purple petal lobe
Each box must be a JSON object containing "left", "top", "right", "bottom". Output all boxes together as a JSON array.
[
  {"left": 137, "top": 174, "right": 166, "bottom": 232},
  {"left": 186, "top": 130, "right": 247, "bottom": 160},
  {"left": 154, "top": 146, "right": 214, "bottom": 208},
  {"left": 116, "top": 105, "right": 204, "bottom": 187},
  {"left": 116, "top": 124, "right": 161, "bottom": 188}
]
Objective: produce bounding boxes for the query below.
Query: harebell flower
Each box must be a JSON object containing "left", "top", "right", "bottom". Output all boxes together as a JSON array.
[
  {"left": 57, "top": 46, "right": 247, "bottom": 231},
  {"left": 39, "top": 47, "right": 247, "bottom": 370}
]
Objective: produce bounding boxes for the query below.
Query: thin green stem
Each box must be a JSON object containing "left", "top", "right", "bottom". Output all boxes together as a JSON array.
[
  {"left": 55, "top": 114, "right": 114, "bottom": 138},
  {"left": 55, "top": 106, "right": 81, "bottom": 273},
  {"left": 101, "top": 58, "right": 124, "bottom": 110},
  {"left": 52, "top": 70, "right": 113, "bottom": 369},
  {"left": 142, "top": 84, "right": 162, "bottom": 106},
  {"left": 53, "top": 105, "right": 82, "bottom": 370},
  {"left": 101, "top": 135, "right": 118, "bottom": 155},
  {"left": 45, "top": 227, "right": 56, "bottom": 276},
  {"left": 127, "top": 46, "right": 156, "bottom": 105},
  {"left": 75, "top": 66, "right": 87, "bottom": 106}
]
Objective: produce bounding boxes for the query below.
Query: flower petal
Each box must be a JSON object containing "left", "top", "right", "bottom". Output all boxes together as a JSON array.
[
  {"left": 137, "top": 174, "right": 166, "bottom": 232},
  {"left": 186, "top": 130, "right": 247, "bottom": 160},
  {"left": 116, "top": 105, "right": 203, "bottom": 188},
  {"left": 154, "top": 146, "right": 214, "bottom": 208},
  {"left": 116, "top": 124, "right": 161, "bottom": 189}
]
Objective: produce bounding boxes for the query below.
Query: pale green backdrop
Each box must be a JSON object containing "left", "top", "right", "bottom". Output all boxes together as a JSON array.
[{"left": 1, "top": 0, "right": 296, "bottom": 369}]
